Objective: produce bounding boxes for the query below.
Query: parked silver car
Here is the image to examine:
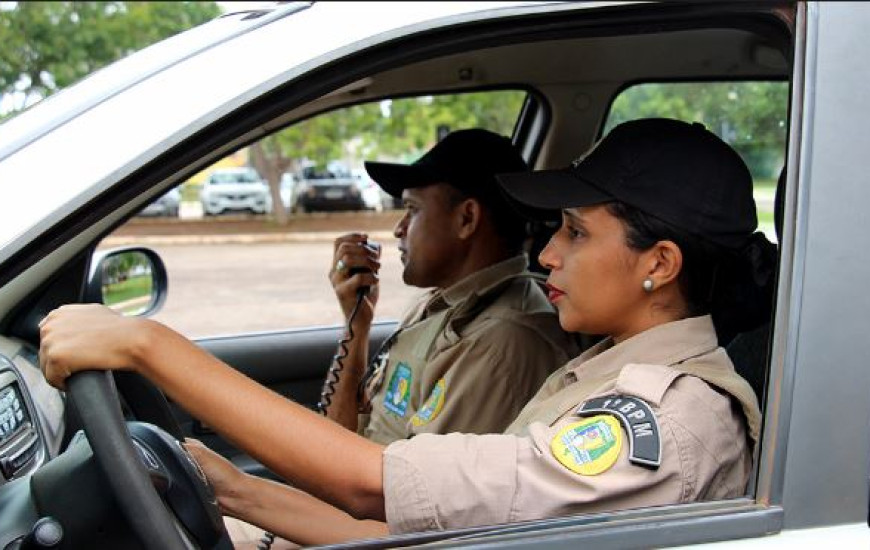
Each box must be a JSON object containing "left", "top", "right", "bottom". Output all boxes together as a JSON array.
[
  {"left": 199, "top": 167, "right": 269, "bottom": 215},
  {"left": 137, "top": 187, "right": 180, "bottom": 217}
]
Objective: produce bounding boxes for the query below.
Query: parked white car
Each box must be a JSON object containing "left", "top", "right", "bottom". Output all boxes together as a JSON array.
[
  {"left": 352, "top": 168, "right": 387, "bottom": 211},
  {"left": 199, "top": 167, "right": 269, "bottom": 215}
]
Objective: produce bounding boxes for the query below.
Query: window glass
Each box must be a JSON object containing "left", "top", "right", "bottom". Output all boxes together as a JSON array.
[
  {"left": 101, "top": 90, "right": 527, "bottom": 338},
  {"left": 604, "top": 82, "right": 789, "bottom": 242}
]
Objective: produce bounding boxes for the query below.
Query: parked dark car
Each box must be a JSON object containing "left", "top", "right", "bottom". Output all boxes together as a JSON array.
[{"left": 294, "top": 163, "right": 383, "bottom": 212}]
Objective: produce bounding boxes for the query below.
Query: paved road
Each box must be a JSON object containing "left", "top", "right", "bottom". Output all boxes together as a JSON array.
[{"left": 140, "top": 239, "right": 423, "bottom": 338}]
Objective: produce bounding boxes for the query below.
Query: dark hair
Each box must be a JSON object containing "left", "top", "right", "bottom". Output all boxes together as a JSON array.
[
  {"left": 606, "top": 201, "right": 721, "bottom": 317},
  {"left": 606, "top": 201, "right": 778, "bottom": 344},
  {"left": 445, "top": 185, "right": 527, "bottom": 254}
]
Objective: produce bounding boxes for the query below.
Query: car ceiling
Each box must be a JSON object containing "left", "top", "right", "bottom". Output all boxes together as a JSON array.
[{"left": 264, "top": 7, "right": 792, "bottom": 170}]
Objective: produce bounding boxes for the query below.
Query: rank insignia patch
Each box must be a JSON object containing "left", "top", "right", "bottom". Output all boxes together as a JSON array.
[
  {"left": 411, "top": 379, "right": 446, "bottom": 426},
  {"left": 384, "top": 362, "right": 412, "bottom": 417},
  {"left": 551, "top": 415, "right": 622, "bottom": 476}
]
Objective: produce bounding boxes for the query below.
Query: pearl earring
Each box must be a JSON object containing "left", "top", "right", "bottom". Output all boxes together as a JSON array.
[{"left": 642, "top": 278, "right": 654, "bottom": 292}]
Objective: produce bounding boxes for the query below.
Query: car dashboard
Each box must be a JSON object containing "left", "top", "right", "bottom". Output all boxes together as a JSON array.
[{"left": 0, "top": 337, "right": 65, "bottom": 488}]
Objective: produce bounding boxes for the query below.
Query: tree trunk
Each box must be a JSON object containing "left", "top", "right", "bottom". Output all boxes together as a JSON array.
[{"left": 249, "top": 140, "right": 293, "bottom": 225}]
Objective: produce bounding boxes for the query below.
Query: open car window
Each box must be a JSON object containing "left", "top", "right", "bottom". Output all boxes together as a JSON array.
[{"left": 101, "top": 90, "right": 527, "bottom": 338}]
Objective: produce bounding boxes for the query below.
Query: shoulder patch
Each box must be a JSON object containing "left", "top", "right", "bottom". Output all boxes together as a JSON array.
[
  {"left": 383, "top": 362, "right": 412, "bottom": 417},
  {"left": 551, "top": 415, "right": 622, "bottom": 476},
  {"left": 411, "top": 379, "right": 446, "bottom": 426},
  {"left": 577, "top": 395, "right": 661, "bottom": 469}
]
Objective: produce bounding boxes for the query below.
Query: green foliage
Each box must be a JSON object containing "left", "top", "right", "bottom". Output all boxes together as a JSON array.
[
  {"left": 273, "top": 90, "right": 527, "bottom": 170},
  {"left": 0, "top": 1, "right": 220, "bottom": 114},
  {"left": 103, "top": 274, "right": 152, "bottom": 307},
  {"left": 605, "top": 81, "right": 789, "bottom": 180}
]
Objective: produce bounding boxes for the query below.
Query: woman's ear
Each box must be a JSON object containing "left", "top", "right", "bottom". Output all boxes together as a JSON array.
[
  {"left": 455, "top": 198, "right": 482, "bottom": 240},
  {"left": 646, "top": 240, "right": 683, "bottom": 287}
]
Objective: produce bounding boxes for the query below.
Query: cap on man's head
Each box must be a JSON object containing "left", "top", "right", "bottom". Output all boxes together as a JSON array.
[
  {"left": 364, "top": 128, "right": 528, "bottom": 203},
  {"left": 496, "top": 118, "right": 757, "bottom": 249}
]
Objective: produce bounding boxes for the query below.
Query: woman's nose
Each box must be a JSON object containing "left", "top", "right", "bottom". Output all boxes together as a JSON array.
[{"left": 538, "top": 236, "right": 560, "bottom": 270}]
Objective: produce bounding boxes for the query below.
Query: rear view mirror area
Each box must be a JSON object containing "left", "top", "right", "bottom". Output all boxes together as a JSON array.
[{"left": 86, "top": 247, "right": 168, "bottom": 317}]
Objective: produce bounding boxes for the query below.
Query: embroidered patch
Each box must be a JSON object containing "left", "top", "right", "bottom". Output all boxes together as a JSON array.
[
  {"left": 551, "top": 415, "right": 622, "bottom": 476},
  {"left": 577, "top": 395, "right": 661, "bottom": 469},
  {"left": 383, "top": 362, "right": 412, "bottom": 417},
  {"left": 411, "top": 379, "right": 446, "bottom": 427}
]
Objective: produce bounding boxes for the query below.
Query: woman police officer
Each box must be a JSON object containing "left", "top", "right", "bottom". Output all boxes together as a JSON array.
[{"left": 39, "top": 118, "right": 763, "bottom": 543}]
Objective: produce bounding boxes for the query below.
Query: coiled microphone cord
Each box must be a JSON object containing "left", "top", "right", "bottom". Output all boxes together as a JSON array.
[{"left": 317, "top": 289, "right": 366, "bottom": 414}]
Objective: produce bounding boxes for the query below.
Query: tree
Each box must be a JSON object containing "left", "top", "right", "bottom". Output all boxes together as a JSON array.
[
  {"left": 249, "top": 90, "right": 526, "bottom": 223},
  {"left": 0, "top": 1, "right": 220, "bottom": 116}
]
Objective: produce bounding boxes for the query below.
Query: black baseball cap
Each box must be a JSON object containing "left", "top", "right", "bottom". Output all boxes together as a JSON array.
[
  {"left": 364, "top": 129, "right": 528, "bottom": 206},
  {"left": 496, "top": 118, "right": 757, "bottom": 249}
]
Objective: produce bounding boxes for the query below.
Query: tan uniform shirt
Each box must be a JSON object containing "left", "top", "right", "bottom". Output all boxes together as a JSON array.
[
  {"left": 358, "top": 255, "right": 579, "bottom": 444},
  {"left": 382, "top": 316, "right": 761, "bottom": 534}
]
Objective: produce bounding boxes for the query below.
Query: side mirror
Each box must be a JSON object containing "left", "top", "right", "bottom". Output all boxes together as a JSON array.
[{"left": 85, "top": 247, "right": 168, "bottom": 317}]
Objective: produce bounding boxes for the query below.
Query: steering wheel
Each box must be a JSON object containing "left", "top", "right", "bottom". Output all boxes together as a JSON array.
[
  {"left": 67, "top": 370, "right": 225, "bottom": 549},
  {"left": 112, "top": 370, "right": 185, "bottom": 439}
]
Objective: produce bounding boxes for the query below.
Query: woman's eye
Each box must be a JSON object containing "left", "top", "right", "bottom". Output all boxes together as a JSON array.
[{"left": 566, "top": 226, "right": 585, "bottom": 239}]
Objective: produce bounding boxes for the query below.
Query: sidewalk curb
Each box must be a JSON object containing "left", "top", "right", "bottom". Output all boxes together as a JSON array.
[{"left": 102, "top": 230, "right": 398, "bottom": 246}]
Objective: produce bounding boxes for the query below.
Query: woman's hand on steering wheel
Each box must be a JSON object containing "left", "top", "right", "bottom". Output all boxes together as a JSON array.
[{"left": 39, "top": 303, "right": 146, "bottom": 389}]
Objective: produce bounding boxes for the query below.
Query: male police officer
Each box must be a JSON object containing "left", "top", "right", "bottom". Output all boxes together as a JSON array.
[{"left": 324, "top": 129, "right": 579, "bottom": 443}]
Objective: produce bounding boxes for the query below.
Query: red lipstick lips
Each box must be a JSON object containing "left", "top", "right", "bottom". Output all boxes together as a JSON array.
[{"left": 545, "top": 283, "right": 565, "bottom": 303}]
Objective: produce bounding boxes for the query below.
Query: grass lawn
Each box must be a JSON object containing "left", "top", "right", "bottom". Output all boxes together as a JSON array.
[{"left": 103, "top": 274, "right": 152, "bottom": 305}]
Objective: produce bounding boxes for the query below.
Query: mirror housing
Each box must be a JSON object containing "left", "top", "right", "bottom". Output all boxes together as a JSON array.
[{"left": 85, "top": 247, "right": 168, "bottom": 317}]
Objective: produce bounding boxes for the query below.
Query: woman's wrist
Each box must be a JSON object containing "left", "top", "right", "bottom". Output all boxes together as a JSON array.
[
  {"left": 126, "top": 318, "right": 162, "bottom": 375},
  {"left": 127, "top": 318, "right": 188, "bottom": 379},
  {"left": 215, "top": 470, "right": 256, "bottom": 518}
]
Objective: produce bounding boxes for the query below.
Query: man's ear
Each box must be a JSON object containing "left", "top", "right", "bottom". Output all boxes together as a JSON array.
[
  {"left": 455, "top": 198, "right": 482, "bottom": 240},
  {"left": 644, "top": 240, "right": 683, "bottom": 287}
]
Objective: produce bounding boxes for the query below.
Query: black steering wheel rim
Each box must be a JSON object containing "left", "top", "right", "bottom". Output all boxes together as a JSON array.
[{"left": 67, "top": 370, "right": 189, "bottom": 550}]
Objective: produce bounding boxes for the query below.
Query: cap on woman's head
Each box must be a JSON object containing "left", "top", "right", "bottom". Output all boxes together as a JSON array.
[{"left": 496, "top": 118, "right": 757, "bottom": 249}]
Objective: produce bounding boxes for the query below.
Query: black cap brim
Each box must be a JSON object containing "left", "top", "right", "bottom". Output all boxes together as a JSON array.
[
  {"left": 364, "top": 161, "right": 442, "bottom": 198},
  {"left": 496, "top": 169, "right": 614, "bottom": 221}
]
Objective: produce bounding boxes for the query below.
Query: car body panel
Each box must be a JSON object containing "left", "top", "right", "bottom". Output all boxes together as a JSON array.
[
  {"left": 0, "top": 1, "right": 868, "bottom": 548},
  {"left": 774, "top": 2, "right": 870, "bottom": 529}
]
